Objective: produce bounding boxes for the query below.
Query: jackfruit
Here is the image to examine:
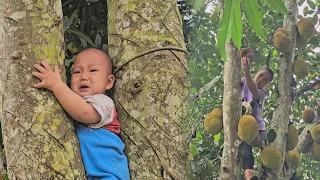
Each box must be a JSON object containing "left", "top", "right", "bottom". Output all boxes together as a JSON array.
[
  {"left": 238, "top": 115, "right": 259, "bottom": 143},
  {"left": 296, "top": 33, "right": 308, "bottom": 48},
  {"left": 261, "top": 146, "right": 282, "bottom": 169},
  {"left": 302, "top": 108, "right": 315, "bottom": 123},
  {"left": 297, "top": 18, "right": 316, "bottom": 40},
  {"left": 204, "top": 108, "right": 223, "bottom": 135},
  {"left": 294, "top": 58, "right": 308, "bottom": 79},
  {"left": 286, "top": 124, "right": 299, "bottom": 151},
  {"left": 209, "top": 108, "right": 223, "bottom": 119},
  {"left": 285, "top": 150, "right": 301, "bottom": 169},
  {"left": 311, "top": 141, "right": 320, "bottom": 161},
  {"left": 248, "top": 133, "right": 260, "bottom": 147},
  {"left": 238, "top": 47, "right": 255, "bottom": 63},
  {"left": 273, "top": 28, "right": 293, "bottom": 52},
  {"left": 311, "top": 125, "right": 320, "bottom": 143}
]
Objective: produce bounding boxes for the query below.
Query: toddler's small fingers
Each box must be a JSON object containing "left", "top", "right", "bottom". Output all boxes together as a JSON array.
[
  {"left": 34, "top": 64, "right": 47, "bottom": 74},
  {"left": 54, "top": 65, "right": 60, "bottom": 73},
  {"left": 41, "top": 61, "right": 52, "bottom": 72},
  {"left": 32, "top": 83, "right": 43, "bottom": 88},
  {"left": 32, "top": 72, "right": 44, "bottom": 80}
]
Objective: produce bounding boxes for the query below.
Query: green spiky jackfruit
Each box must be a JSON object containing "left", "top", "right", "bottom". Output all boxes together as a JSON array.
[
  {"left": 204, "top": 108, "right": 223, "bottom": 135},
  {"left": 294, "top": 58, "right": 308, "bottom": 79},
  {"left": 302, "top": 108, "right": 315, "bottom": 123},
  {"left": 238, "top": 115, "right": 259, "bottom": 143},
  {"left": 296, "top": 33, "right": 308, "bottom": 48},
  {"left": 208, "top": 108, "right": 223, "bottom": 119},
  {"left": 261, "top": 146, "right": 282, "bottom": 169},
  {"left": 311, "top": 125, "right": 320, "bottom": 143},
  {"left": 286, "top": 124, "right": 299, "bottom": 151},
  {"left": 311, "top": 141, "right": 320, "bottom": 161},
  {"left": 248, "top": 133, "right": 260, "bottom": 147},
  {"left": 273, "top": 28, "right": 293, "bottom": 52},
  {"left": 285, "top": 150, "right": 301, "bottom": 169},
  {"left": 297, "top": 18, "right": 316, "bottom": 40}
]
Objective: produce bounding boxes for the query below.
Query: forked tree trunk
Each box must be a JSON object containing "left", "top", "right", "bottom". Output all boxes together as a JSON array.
[
  {"left": 108, "top": 0, "right": 188, "bottom": 179},
  {"left": 0, "top": 0, "right": 85, "bottom": 179}
]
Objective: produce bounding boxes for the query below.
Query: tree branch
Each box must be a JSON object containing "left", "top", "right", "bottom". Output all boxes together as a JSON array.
[
  {"left": 294, "top": 79, "right": 320, "bottom": 98},
  {"left": 114, "top": 47, "right": 189, "bottom": 73},
  {"left": 294, "top": 123, "right": 315, "bottom": 153},
  {"left": 188, "top": 73, "right": 223, "bottom": 102}
]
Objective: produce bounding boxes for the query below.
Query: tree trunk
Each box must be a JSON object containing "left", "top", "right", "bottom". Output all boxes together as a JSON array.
[
  {"left": 262, "top": 0, "right": 298, "bottom": 179},
  {"left": 219, "top": 43, "right": 242, "bottom": 180},
  {"left": 108, "top": 0, "right": 188, "bottom": 179},
  {"left": 217, "top": 0, "right": 242, "bottom": 179},
  {"left": 0, "top": 0, "right": 85, "bottom": 179}
]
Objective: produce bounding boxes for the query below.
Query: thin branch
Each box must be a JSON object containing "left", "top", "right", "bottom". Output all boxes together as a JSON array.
[
  {"left": 295, "top": 122, "right": 319, "bottom": 154},
  {"left": 294, "top": 79, "right": 320, "bottom": 98},
  {"left": 113, "top": 47, "right": 189, "bottom": 74},
  {"left": 188, "top": 72, "right": 223, "bottom": 102}
]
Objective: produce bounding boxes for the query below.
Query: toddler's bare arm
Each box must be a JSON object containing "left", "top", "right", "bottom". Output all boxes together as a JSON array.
[{"left": 32, "top": 61, "right": 101, "bottom": 124}]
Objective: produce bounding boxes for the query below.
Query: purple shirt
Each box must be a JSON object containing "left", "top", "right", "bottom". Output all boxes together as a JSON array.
[{"left": 241, "top": 78, "right": 266, "bottom": 130}]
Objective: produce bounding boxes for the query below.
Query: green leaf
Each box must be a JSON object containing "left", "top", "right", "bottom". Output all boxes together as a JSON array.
[
  {"left": 312, "top": 13, "right": 319, "bottom": 24},
  {"left": 66, "top": 28, "right": 97, "bottom": 47},
  {"left": 308, "top": 0, "right": 316, "bottom": 9},
  {"left": 193, "top": 0, "right": 206, "bottom": 12},
  {"left": 190, "top": 143, "right": 199, "bottom": 156},
  {"left": 267, "top": 129, "right": 277, "bottom": 143},
  {"left": 194, "top": 67, "right": 208, "bottom": 78},
  {"left": 266, "top": 0, "right": 288, "bottom": 14},
  {"left": 217, "top": 0, "right": 235, "bottom": 61},
  {"left": 191, "top": 77, "right": 203, "bottom": 89},
  {"left": 242, "top": 0, "right": 267, "bottom": 40},
  {"left": 298, "top": 0, "right": 305, "bottom": 6},
  {"left": 189, "top": 58, "right": 197, "bottom": 73},
  {"left": 231, "top": 0, "right": 242, "bottom": 49},
  {"left": 214, "top": 133, "right": 220, "bottom": 143},
  {"left": 4, "top": 174, "right": 9, "bottom": 180},
  {"left": 303, "top": 6, "right": 308, "bottom": 16},
  {"left": 254, "top": 50, "right": 264, "bottom": 65}
]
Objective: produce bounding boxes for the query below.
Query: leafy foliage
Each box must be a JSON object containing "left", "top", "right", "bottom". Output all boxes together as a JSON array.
[
  {"left": 184, "top": 0, "right": 320, "bottom": 179},
  {"left": 62, "top": 0, "right": 108, "bottom": 85}
]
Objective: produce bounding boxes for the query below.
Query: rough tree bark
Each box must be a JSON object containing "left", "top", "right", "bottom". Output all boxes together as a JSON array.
[
  {"left": 217, "top": 0, "right": 242, "bottom": 179},
  {"left": 219, "top": 43, "right": 242, "bottom": 180},
  {"left": 0, "top": 0, "right": 85, "bottom": 179},
  {"left": 261, "top": 0, "right": 298, "bottom": 179},
  {"left": 108, "top": 0, "right": 188, "bottom": 179}
]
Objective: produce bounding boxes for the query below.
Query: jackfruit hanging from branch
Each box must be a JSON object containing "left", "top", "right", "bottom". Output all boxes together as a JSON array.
[
  {"left": 297, "top": 18, "right": 316, "bottom": 40},
  {"left": 261, "top": 146, "right": 282, "bottom": 170},
  {"left": 273, "top": 28, "right": 293, "bottom": 53},
  {"left": 238, "top": 115, "right": 259, "bottom": 143},
  {"left": 204, "top": 108, "right": 223, "bottom": 136}
]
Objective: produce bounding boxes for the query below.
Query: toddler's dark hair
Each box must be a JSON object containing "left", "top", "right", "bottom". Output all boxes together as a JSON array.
[{"left": 77, "top": 47, "right": 114, "bottom": 74}]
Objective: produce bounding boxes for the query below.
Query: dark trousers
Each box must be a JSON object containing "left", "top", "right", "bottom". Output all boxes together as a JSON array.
[{"left": 241, "top": 130, "right": 267, "bottom": 170}]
